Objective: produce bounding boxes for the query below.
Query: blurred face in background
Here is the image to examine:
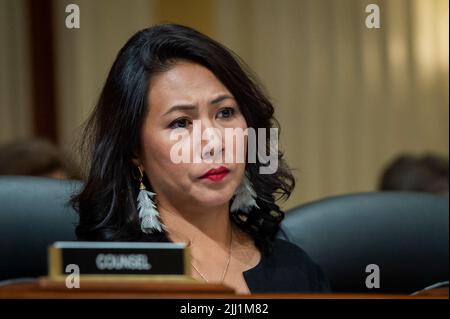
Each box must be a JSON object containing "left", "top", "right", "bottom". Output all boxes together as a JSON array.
[{"left": 138, "top": 60, "right": 248, "bottom": 211}]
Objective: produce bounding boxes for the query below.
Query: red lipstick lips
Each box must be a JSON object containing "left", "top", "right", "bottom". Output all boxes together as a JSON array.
[{"left": 200, "top": 166, "right": 230, "bottom": 182}]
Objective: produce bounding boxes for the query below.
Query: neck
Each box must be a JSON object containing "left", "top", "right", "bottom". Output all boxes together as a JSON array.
[{"left": 157, "top": 198, "right": 232, "bottom": 250}]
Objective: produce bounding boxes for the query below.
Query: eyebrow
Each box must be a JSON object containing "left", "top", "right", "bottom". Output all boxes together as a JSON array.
[{"left": 163, "top": 94, "right": 234, "bottom": 116}]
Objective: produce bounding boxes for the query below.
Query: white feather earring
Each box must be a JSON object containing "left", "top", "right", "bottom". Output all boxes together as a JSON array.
[
  {"left": 230, "top": 172, "right": 259, "bottom": 213},
  {"left": 137, "top": 166, "right": 165, "bottom": 234}
]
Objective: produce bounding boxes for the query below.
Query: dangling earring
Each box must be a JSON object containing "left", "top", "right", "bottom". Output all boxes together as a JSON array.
[
  {"left": 136, "top": 165, "right": 165, "bottom": 234},
  {"left": 230, "top": 172, "right": 259, "bottom": 213}
]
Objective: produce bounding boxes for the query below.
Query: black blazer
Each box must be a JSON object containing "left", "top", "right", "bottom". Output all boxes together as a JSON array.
[{"left": 243, "top": 239, "right": 331, "bottom": 293}]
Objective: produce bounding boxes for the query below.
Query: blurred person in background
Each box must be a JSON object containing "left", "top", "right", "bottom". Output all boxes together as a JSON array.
[
  {"left": 379, "top": 153, "right": 449, "bottom": 197},
  {"left": 0, "top": 138, "right": 80, "bottom": 180}
]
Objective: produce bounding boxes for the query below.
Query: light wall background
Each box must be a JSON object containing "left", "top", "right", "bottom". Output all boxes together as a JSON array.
[
  {"left": 0, "top": 0, "right": 448, "bottom": 208},
  {"left": 0, "top": 0, "right": 32, "bottom": 142}
]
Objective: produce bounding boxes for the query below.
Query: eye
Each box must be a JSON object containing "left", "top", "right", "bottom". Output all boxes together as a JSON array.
[
  {"left": 169, "top": 117, "right": 192, "bottom": 129},
  {"left": 216, "top": 107, "right": 235, "bottom": 119}
]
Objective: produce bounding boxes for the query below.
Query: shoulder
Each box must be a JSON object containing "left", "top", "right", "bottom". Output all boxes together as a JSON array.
[
  {"left": 269, "top": 239, "right": 323, "bottom": 274},
  {"left": 272, "top": 239, "right": 331, "bottom": 292},
  {"left": 270, "top": 238, "right": 313, "bottom": 262},
  {"left": 249, "top": 238, "right": 331, "bottom": 293}
]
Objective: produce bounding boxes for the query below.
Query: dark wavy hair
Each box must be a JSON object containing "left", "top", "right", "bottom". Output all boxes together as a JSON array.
[{"left": 72, "top": 24, "right": 295, "bottom": 256}]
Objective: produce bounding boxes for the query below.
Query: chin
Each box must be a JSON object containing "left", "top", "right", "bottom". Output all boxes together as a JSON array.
[{"left": 194, "top": 189, "right": 234, "bottom": 208}]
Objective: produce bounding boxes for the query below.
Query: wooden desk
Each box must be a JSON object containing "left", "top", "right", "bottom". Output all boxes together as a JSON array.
[{"left": 0, "top": 278, "right": 447, "bottom": 299}]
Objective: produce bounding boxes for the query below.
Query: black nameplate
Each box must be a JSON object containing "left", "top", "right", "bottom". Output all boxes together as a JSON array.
[{"left": 48, "top": 242, "right": 190, "bottom": 279}]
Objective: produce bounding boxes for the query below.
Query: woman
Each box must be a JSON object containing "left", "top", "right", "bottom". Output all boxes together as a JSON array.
[{"left": 73, "top": 24, "right": 330, "bottom": 294}]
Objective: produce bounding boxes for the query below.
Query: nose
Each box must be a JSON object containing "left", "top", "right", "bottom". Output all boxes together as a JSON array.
[
  {"left": 198, "top": 119, "right": 224, "bottom": 162},
  {"left": 202, "top": 139, "right": 224, "bottom": 160}
]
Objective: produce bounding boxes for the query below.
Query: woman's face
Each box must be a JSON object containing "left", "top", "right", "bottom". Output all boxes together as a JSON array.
[{"left": 138, "top": 61, "right": 247, "bottom": 210}]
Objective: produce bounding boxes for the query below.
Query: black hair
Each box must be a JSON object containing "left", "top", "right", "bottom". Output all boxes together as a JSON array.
[
  {"left": 379, "top": 153, "right": 449, "bottom": 196},
  {"left": 72, "top": 24, "right": 295, "bottom": 256}
]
